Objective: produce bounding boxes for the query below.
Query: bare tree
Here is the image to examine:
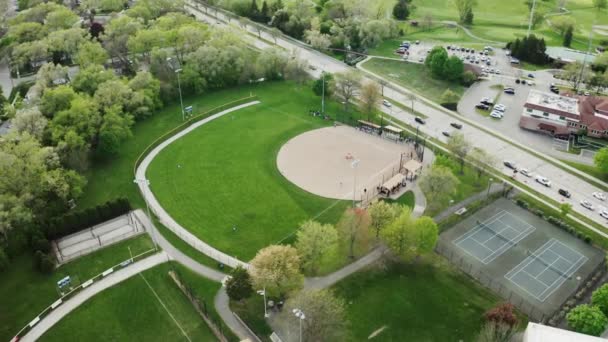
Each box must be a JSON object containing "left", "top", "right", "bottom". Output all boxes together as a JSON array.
[
  {"left": 406, "top": 92, "right": 417, "bottom": 115},
  {"left": 332, "top": 71, "right": 362, "bottom": 112},
  {"left": 359, "top": 80, "right": 382, "bottom": 121},
  {"left": 447, "top": 132, "right": 472, "bottom": 174}
]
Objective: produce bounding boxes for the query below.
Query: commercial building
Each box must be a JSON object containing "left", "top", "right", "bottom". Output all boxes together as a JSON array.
[
  {"left": 523, "top": 322, "right": 606, "bottom": 342},
  {"left": 519, "top": 89, "right": 608, "bottom": 139}
]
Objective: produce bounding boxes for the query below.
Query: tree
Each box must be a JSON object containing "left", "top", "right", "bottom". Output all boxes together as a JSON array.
[
  {"left": 304, "top": 29, "right": 331, "bottom": 50},
  {"left": 567, "top": 304, "right": 608, "bottom": 336},
  {"left": 563, "top": 25, "right": 573, "bottom": 47},
  {"left": 594, "top": 0, "right": 607, "bottom": 10},
  {"left": 359, "top": 80, "right": 381, "bottom": 121},
  {"left": 50, "top": 94, "right": 101, "bottom": 146},
  {"left": 249, "top": 245, "right": 303, "bottom": 297},
  {"left": 226, "top": 266, "right": 253, "bottom": 301},
  {"left": 89, "top": 22, "right": 105, "bottom": 40},
  {"left": 559, "top": 203, "right": 572, "bottom": 218},
  {"left": 11, "top": 108, "right": 47, "bottom": 139},
  {"left": 469, "top": 148, "right": 496, "bottom": 182},
  {"left": 312, "top": 72, "right": 333, "bottom": 97},
  {"left": 594, "top": 147, "right": 608, "bottom": 174},
  {"left": 71, "top": 65, "right": 117, "bottom": 95},
  {"left": 381, "top": 208, "right": 437, "bottom": 261},
  {"left": 411, "top": 216, "right": 439, "bottom": 257},
  {"left": 97, "top": 106, "right": 133, "bottom": 155},
  {"left": 476, "top": 321, "right": 516, "bottom": 342},
  {"left": 393, "top": 0, "right": 410, "bottom": 20},
  {"left": 368, "top": 200, "right": 399, "bottom": 239},
  {"left": 425, "top": 46, "right": 448, "bottom": 78},
  {"left": 38, "top": 85, "right": 76, "bottom": 118},
  {"left": 418, "top": 165, "right": 459, "bottom": 212},
  {"left": 75, "top": 41, "right": 109, "bottom": 68},
  {"left": 279, "top": 290, "right": 348, "bottom": 342},
  {"left": 462, "top": 70, "right": 477, "bottom": 86},
  {"left": 337, "top": 207, "right": 371, "bottom": 259},
  {"left": 332, "top": 71, "right": 361, "bottom": 112},
  {"left": 45, "top": 6, "right": 79, "bottom": 31},
  {"left": 552, "top": 16, "right": 576, "bottom": 37},
  {"left": 447, "top": 132, "right": 472, "bottom": 174},
  {"left": 592, "top": 284, "right": 608, "bottom": 316},
  {"left": 484, "top": 303, "right": 518, "bottom": 327},
  {"left": 453, "top": 0, "right": 477, "bottom": 24},
  {"left": 284, "top": 56, "right": 309, "bottom": 85},
  {"left": 295, "top": 220, "right": 338, "bottom": 274},
  {"left": 256, "top": 48, "right": 289, "bottom": 80},
  {"left": 444, "top": 55, "right": 464, "bottom": 81}
]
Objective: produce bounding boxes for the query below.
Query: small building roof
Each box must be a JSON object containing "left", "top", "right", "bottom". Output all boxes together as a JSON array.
[
  {"left": 383, "top": 125, "right": 403, "bottom": 134},
  {"left": 381, "top": 173, "right": 405, "bottom": 190},
  {"left": 523, "top": 322, "right": 606, "bottom": 342},
  {"left": 358, "top": 120, "right": 381, "bottom": 129},
  {"left": 403, "top": 159, "right": 422, "bottom": 174}
]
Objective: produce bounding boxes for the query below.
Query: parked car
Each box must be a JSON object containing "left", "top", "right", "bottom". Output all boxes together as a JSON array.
[
  {"left": 480, "top": 97, "right": 494, "bottom": 105},
  {"left": 494, "top": 104, "right": 506, "bottom": 112},
  {"left": 526, "top": 80, "right": 535, "bottom": 86},
  {"left": 528, "top": 73, "right": 535, "bottom": 78},
  {"left": 550, "top": 87, "right": 559, "bottom": 94},
  {"left": 504, "top": 88, "right": 515, "bottom": 95},
  {"left": 418, "top": 57, "right": 424, "bottom": 62},
  {"left": 476, "top": 104, "right": 491, "bottom": 110},
  {"left": 503, "top": 161, "right": 517, "bottom": 170},
  {"left": 580, "top": 199, "right": 595, "bottom": 210},
  {"left": 415, "top": 40, "right": 420, "bottom": 44},
  {"left": 450, "top": 122, "right": 463, "bottom": 129},
  {"left": 490, "top": 111, "right": 503, "bottom": 119},
  {"left": 442, "top": 131, "right": 451, "bottom": 137},
  {"left": 558, "top": 189, "right": 571, "bottom": 198},
  {"left": 600, "top": 210, "right": 608, "bottom": 219},
  {"left": 593, "top": 192, "right": 606, "bottom": 201},
  {"left": 382, "top": 100, "right": 392, "bottom": 107},
  {"left": 519, "top": 168, "right": 531, "bottom": 177},
  {"left": 415, "top": 117, "right": 426, "bottom": 124},
  {"left": 535, "top": 176, "right": 551, "bottom": 187},
  {"left": 515, "top": 79, "right": 521, "bottom": 84}
]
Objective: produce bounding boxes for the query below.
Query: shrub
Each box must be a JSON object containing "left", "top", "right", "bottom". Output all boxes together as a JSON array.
[
  {"left": 439, "top": 89, "right": 460, "bottom": 110},
  {"left": 515, "top": 199, "right": 529, "bottom": 208},
  {"left": 484, "top": 303, "right": 518, "bottom": 327}
]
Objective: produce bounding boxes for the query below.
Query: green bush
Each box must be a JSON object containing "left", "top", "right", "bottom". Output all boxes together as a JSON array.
[{"left": 585, "top": 235, "right": 592, "bottom": 244}]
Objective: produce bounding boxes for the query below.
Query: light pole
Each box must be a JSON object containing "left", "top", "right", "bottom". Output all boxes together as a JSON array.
[
  {"left": 321, "top": 70, "right": 325, "bottom": 115},
  {"left": 257, "top": 287, "right": 269, "bottom": 318},
  {"left": 351, "top": 159, "right": 360, "bottom": 208},
  {"left": 133, "top": 178, "right": 158, "bottom": 250},
  {"left": 292, "top": 308, "right": 305, "bottom": 342},
  {"left": 166, "top": 57, "right": 185, "bottom": 121},
  {"left": 487, "top": 177, "right": 494, "bottom": 198}
]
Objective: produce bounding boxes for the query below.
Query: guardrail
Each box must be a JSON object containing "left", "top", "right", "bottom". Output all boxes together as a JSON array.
[
  {"left": 11, "top": 248, "right": 157, "bottom": 341},
  {"left": 133, "top": 95, "right": 258, "bottom": 176}
]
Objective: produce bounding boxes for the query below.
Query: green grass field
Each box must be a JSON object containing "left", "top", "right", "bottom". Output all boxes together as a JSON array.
[
  {"left": 40, "top": 263, "right": 228, "bottom": 342},
  {"left": 561, "top": 160, "right": 608, "bottom": 183},
  {"left": 362, "top": 58, "right": 466, "bottom": 104},
  {"left": 332, "top": 259, "right": 503, "bottom": 341},
  {"left": 383, "top": 190, "right": 416, "bottom": 208},
  {"left": 0, "top": 235, "right": 154, "bottom": 341},
  {"left": 146, "top": 82, "right": 360, "bottom": 260}
]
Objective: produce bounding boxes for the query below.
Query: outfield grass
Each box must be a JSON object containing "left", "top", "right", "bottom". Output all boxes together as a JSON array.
[
  {"left": 0, "top": 235, "right": 154, "bottom": 341},
  {"left": 40, "top": 263, "right": 229, "bottom": 342},
  {"left": 362, "top": 58, "right": 466, "bottom": 104},
  {"left": 332, "top": 258, "right": 503, "bottom": 341},
  {"left": 383, "top": 190, "right": 416, "bottom": 208},
  {"left": 146, "top": 82, "right": 357, "bottom": 261},
  {"left": 561, "top": 160, "right": 608, "bottom": 183}
]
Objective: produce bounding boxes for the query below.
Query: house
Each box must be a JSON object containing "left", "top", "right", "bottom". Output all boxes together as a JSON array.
[
  {"left": 523, "top": 322, "right": 606, "bottom": 342},
  {"left": 519, "top": 89, "right": 608, "bottom": 139}
]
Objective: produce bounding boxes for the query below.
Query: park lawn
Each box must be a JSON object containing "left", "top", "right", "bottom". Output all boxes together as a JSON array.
[
  {"left": 146, "top": 82, "right": 357, "bottom": 261},
  {"left": 332, "top": 257, "right": 502, "bottom": 342},
  {"left": 40, "top": 262, "right": 229, "bottom": 342},
  {"left": 560, "top": 160, "right": 608, "bottom": 183},
  {"left": 0, "top": 234, "right": 154, "bottom": 341},
  {"left": 362, "top": 58, "right": 466, "bottom": 104},
  {"left": 383, "top": 190, "right": 416, "bottom": 208}
]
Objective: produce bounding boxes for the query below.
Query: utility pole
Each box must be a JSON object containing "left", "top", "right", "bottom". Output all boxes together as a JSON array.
[
  {"left": 575, "top": 20, "right": 594, "bottom": 92},
  {"left": 321, "top": 72, "right": 325, "bottom": 114},
  {"left": 526, "top": 0, "right": 536, "bottom": 37}
]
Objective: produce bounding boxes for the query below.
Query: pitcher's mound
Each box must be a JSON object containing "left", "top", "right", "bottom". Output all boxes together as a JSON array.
[{"left": 277, "top": 126, "right": 413, "bottom": 200}]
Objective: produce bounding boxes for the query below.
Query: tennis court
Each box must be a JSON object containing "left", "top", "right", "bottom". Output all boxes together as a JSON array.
[
  {"left": 453, "top": 211, "right": 536, "bottom": 264},
  {"left": 505, "top": 239, "right": 587, "bottom": 302}
]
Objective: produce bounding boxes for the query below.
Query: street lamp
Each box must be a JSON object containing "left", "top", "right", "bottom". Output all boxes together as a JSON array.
[
  {"left": 166, "top": 57, "right": 185, "bottom": 121},
  {"left": 351, "top": 159, "right": 360, "bottom": 208},
  {"left": 487, "top": 177, "right": 494, "bottom": 198},
  {"left": 292, "top": 308, "right": 305, "bottom": 342},
  {"left": 257, "top": 287, "right": 269, "bottom": 318},
  {"left": 133, "top": 178, "right": 158, "bottom": 250},
  {"left": 321, "top": 69, "right": 326, "bottom": 115}
]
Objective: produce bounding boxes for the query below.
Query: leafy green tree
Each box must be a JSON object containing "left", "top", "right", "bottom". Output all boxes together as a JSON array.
[
  {"left": 393, "top": 0, "right": 410, "bottom": 20},
  {"left": 418, "top": 165, "right": 459, "bottom": 212},
  {"left": 47, "top": 28, "right": 88, "bottom": 63},
  {"left": 368, "top": 200, "right": 400, "bottom": 239},
  {"left": 50, "top": 94, "right": 101, "bottom": 145},
  {"left": 250, "top": 245, "right": 303, "bottom": 297},
  {"left": 444, "top": 55, "right": 464, "bottom": 81},
  {"left": 567, "top": 304, "right": 608, "bottom": 336},
  {"left": 559, "top": 203, "right": 572, "bottom": 218},
  {"left": 225, "top": 266, "right": 253, "bottom": 301},
  {"left": 454, "top": 0, "right": 477, "bottom": 24},
  {"left": 594, "top": 0, "right": 607, "bottom": 10},
  {"left": 440, "top": 89, "right": 460, "bottom": 109},
  {"left": 295, "top": 220, "right": 338, "bottom": 274},
  {"left": 469, "top": 147, "right": 496, "bottom": 182},
  {"left": 102, "top": 15, "right": 143, "bottom": 72},
  {"left": 45, "top": 6, "right": 79, "bottom": 31},
  {"left": 592, "top": 284, "right": 608, "bottom": 316},
  {"left": 411, "top": 216, "right": 439, "bottom": 256},
  {"left": 425, "top": 46, "right": 448, "bottom": 78},
  {"left": 280, "top": 290, "right": 349, "bottom": 342},
  {"left": 8, "top": 22, "right": 46, "bottom": 43},
  {"left": 594, "top": 147, "right": 608, "bottom": 174},
  {"left": 563, "top": 25, "right": 573, "bottom": 47},
  {"left": 462, "top": 70, "right": 477, "bottom": 86},
  {"left": 312, "top": 72, "right": 333, "bottom": 97},
  {"left": 97, "top": 106, "right": 133, "bottom": 155},
  {"left": 381, "top": 207, "right": 413, "bottom": 259},
  {"left": 127, "top": 71, "right": 162, "bottom": 119},
  {"left": 337, "top": 207, "right": 371, "bottom": 259},
  {"left": 11, "top": 107, "right": 47, "bottom": 140},
  {"left": 359, "top": 80, "right": 381, "bottom": 121},
  {"left": 447, "top": 132, "right": 472, "bottom": 174},
  {"left": 71, "top": 65, "right": 117, "bottom": 95},
  {"left": 75, "top": 41, "right": 109, "bottom": 68}
]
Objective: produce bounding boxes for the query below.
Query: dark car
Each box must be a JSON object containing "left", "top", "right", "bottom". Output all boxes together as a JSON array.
[
  {"left": 550, "top": 86, "right": 559, "bottom": 94},
  {"left": 515, "top": 79, "right": 521, "bottom": 84},
  {"left": 528, "top": 73, "right": 535, "bottom": 78},
  {"left": 476, "top": 104, "right": 490, "bottom": 110},
  {"left": 558, "top": 189, "right": 572, "bottom": 198},
  {"left": 503, "top": 161, "right": 517, "bottom": 171},
  {"left": 504, "top": 88, "right": 515, "bottom": 95},
  {"left": 442, "top": 131, "right": 451, "bottom": 137},
  {"left": 450, "top": 122, "right": 463, "bottom": 129},
  {"left": 415, "top": 117, "right": 426, "bottom": 125}
]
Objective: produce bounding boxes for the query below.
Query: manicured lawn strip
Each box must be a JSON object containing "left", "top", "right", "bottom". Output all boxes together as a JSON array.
[
  {"left": 332, "top": 259, "right": 501, "bottom": 341},
  {"left": 0, "top": 234, "right": 154, "bottom": 341},
  {"left": 383, "top": 190, "right": 416, "bottom": 208},
  {"left": 362, "top": 58, "right": 466, "bottom": 104},
  {"left": 561, "top": 160, "right": 608, "bottom": 183},
  {"left": 230, "top": 298, "right": 273, "bottom": 342},
  {"left": 146, "top": 82, "right": 353, "bottom": 260},
  {"left": 40, "top": 263, "right": 222, "bottom": 342}
]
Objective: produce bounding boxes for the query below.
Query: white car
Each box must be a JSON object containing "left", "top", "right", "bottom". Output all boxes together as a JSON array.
[
  {"left": 383, "top": 100, "right": 392, "bottom": 107},
  {"left": 535, "top": 176, "right": 551, "bottom": 187},
  {"left": 490, "top": 111, "right": 503, "bottom": 119},
  {"left": 581, "top": 200, "right": 595, "bottom": 211},
  {"left": 519, "top": 168, "right": 532, "bottom": 177},
  {"left": 593, "top": 192, "right": 606, "bottom": 201},
  {"left": 494, "top": 104, "right": 506, "bottom": 112},
  {"left": 495, "top": 69, "right": 501, "bottom": 74},
  {"left": 600, "top": 210, "right": 608, "bottom": 219}
]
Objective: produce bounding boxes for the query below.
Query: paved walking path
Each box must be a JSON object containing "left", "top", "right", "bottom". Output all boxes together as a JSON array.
[
  {"left": 20, "top": 252, "right": 168, "bottom": 342},
  {"left": 135, "top": 101, "right": 260, "bottom": 269}
]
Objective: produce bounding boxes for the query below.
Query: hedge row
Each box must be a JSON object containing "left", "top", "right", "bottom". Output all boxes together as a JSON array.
[
  {"left": 45, "top": 198, "right": 131, "bottom": 240},
  {"left": 515, "top": 199, "right": 592, "bottom": 244}
]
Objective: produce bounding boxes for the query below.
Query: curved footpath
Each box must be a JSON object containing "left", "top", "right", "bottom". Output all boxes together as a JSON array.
[{"left": 21, "top": 101, "right": 429, "bottom": 341}]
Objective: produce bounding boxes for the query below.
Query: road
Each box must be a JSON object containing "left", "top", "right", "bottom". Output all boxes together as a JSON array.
[{"left": 185, "top": 2, "right": 608, "bottom": 230}]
